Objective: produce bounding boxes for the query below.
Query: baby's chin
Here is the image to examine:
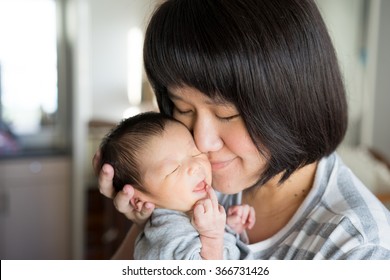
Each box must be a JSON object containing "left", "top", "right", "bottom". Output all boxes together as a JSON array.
[
  {"left": 170, "top": 200, "right": 204, "bottom": 214},
  {"left": 179, "top": 196, "right": 208, "bottom": 215}
]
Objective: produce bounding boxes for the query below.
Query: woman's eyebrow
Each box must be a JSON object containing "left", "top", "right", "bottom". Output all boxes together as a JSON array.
[
  {"left": 168, "top": 91, "right": 230, "bottom": 106},
  {"left": 167, "top": 92, "right": 183, "bottom": 101}
]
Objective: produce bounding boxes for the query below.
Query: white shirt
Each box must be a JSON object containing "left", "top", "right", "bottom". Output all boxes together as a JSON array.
[{"left": 218, "top": 153, "right": 390, "bottom": 259}]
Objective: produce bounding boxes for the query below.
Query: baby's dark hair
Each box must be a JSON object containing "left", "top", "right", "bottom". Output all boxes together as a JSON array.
[{"left": 99, "top": 111, "right": 176, "bottom": 192}]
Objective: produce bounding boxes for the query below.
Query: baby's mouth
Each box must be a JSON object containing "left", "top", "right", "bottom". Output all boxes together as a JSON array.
[{"left": 193, "top": 180, "right": 207, "bottom": 193}]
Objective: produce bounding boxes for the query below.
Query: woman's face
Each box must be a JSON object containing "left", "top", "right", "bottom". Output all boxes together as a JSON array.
[{"left": 168, "top": 86, "right": 265, "bottom": 194}]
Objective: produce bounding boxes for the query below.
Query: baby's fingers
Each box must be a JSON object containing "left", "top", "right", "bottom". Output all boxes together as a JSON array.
[
  {"left": 218, "top": 204, "right": 225, "bottom": 214},
  {"left": 228, "top": 205, "right": 243, "bottom": 217},
  {"left": 240, "top": 204, "right": 251, "bottom": 224},
  {"left": 203, "top": 198, "right": 213, "bottom": 214},
  {"left": 192, "top": 202, "right": 206, "bottom": 226},
  {"left": 206, "top": 185, "right": 219, "bottom": 210},
  {"left": 194, "top": 200, "right": 206, "bottom": 214},
  {"left": 247, "top": 206, "right": 256, "bottom": 229}
]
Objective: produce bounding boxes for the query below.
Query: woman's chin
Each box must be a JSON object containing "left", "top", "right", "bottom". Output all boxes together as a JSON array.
[{"left": 212, "top": 178, "right": 246, "bottom": 195}]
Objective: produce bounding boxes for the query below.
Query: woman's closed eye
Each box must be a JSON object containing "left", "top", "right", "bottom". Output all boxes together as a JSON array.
[
  {"left": 175, "top": 107, "right": 193, "bottom": 115},
  {"left": 216, "top": 113, "right": 240, "bottom": 122}
]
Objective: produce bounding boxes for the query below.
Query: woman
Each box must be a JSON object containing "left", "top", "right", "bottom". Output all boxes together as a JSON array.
[{"left": 94, "top": 0, "right": 390, "bottom": 259}]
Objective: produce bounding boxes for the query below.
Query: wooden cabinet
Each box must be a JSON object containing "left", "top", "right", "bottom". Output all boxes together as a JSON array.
[
  {"left": 85, "top": 187, "right": 132, "bottom": 259},
  {"left": 0, "top": 156, "right": 71, "bottom": 259}
]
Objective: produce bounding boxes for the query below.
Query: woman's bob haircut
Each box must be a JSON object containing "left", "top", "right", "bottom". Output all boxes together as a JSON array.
[{"left": 143, "top": 0, "right": 348, "bottom": 186}]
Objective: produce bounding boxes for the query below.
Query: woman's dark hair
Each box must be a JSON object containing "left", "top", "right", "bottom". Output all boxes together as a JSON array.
[
  {"left": 143, "top": 0, "right": 348, "bottom": 186},
  {"left": 99, "top": 111, "right": 176, "bottom": 192}
]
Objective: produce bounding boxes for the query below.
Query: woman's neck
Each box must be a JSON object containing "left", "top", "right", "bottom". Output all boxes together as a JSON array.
[{"left": 242, "top": 161, "right": 318, "bottom": 243}]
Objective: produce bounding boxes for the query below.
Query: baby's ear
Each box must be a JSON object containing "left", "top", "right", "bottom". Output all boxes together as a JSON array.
[
  {"left": 130, "top": 188, "right": 149, "bottom": 210},
  {"left": 129, "top": 197, "right": 138, "bottom": 210}
]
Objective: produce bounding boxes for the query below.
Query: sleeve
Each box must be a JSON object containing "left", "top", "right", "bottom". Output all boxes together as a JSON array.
[
  {"left": 134, "top": 209, "right": 241, "bottom": 260},
  {"left": 343, "top": 245, "right": 390, "bottom": 259}
]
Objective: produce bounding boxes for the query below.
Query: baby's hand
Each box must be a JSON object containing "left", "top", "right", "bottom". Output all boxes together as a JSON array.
[
  {"left": 191, "top": 186, "right": 226, "bottom": 239},
  {"left": 226, "top": 204, "right": 255, "bottom": 234}
]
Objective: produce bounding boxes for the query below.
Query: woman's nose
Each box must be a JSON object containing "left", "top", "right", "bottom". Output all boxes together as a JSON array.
[{"left": 193, "top": 117, "right": 223, "bottom": 153}]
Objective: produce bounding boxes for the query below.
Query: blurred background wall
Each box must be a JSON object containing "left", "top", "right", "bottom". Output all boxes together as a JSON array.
[{"left": 0, "top": 0, "right": 389, "bottom": 259}]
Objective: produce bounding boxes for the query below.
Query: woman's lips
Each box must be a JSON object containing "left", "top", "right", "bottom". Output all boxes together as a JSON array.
[{"left": 210, "top": 158, "right": 235, "bottom": 171}]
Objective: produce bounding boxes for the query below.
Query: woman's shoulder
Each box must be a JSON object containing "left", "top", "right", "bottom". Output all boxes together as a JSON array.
[
  {"left": 309, "top": 153, "right": 390, "bottom": 256},
  {"left": 319, "top": 153, "right": 389, "bottom": 214}
]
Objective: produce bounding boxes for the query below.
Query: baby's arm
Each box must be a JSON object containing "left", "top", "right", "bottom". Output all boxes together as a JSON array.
[
  {"left": 226, "top": 204, "right": 255, "bottom": 234},
  {"left": 191, "top": 186, "right": 226, "bottom": 259}
]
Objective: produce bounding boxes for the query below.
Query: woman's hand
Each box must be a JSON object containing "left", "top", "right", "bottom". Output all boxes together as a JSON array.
[
  {"left": 92, "top": 150, "right": 154, "bottom": 227},
  {"left": 113, "top": 184, "right": 155, "bottom": 227}
]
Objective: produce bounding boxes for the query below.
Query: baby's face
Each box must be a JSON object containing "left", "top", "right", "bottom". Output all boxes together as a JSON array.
[{"left": 139, "top": 121, "right": 212, "bottom": 212}]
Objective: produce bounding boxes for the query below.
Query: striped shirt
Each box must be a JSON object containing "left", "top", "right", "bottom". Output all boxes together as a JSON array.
[{"left": 218, "top": 153, "right": 390, "bottom": 259}]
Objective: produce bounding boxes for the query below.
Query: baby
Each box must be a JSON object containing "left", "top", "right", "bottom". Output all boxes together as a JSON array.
[{"left": 98, "top": 111, "right": 254, "bottom": 259}]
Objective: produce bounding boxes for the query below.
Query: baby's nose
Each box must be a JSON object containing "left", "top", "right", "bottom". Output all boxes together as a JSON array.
[{"left": 188, "top": 163, "right": 201, "bottom": 176}]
